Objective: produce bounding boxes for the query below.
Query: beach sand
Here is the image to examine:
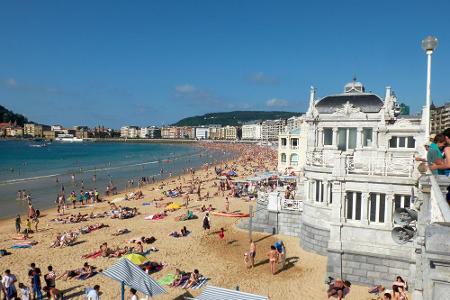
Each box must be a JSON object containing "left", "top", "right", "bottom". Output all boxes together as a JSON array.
[{"left": 0, "top": 144, "right": 373, "bottom": 300}]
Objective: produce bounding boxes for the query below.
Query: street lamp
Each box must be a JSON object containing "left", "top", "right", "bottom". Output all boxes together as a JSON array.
[{"left": 421, "top": 35, "right": 438, "bottom": 143}]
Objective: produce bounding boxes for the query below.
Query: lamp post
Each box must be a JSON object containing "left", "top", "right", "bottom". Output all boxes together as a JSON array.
[{"left": 421, "top": 35, "right": 438, "bottom": 143}]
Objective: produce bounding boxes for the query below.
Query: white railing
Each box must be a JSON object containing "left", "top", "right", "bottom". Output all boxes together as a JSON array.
[
  {"left": 291, "top": 145, "right": 299, "bottom": 150},
  {"left": 429, "top": 175, "right": 450, "bottom": 223},
  {"left": 257, "top": 191, "right": 269, "bottom": 206},
  {"left": 345, "top": 154, "right": 415, "bottom": 177},
  {"left": 281, "top": 198, "right": 303, "bottom": 211}
]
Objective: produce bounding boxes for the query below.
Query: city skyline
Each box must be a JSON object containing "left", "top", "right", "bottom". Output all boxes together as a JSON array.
[{"left": 0, "top": 1, "right": 449, "bottom": 128}]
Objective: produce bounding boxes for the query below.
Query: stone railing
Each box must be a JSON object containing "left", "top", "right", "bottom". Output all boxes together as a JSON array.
[
  {"left": 428, "top": 175, "right": 450, "bottom": 223},
  {"left": 305, "top": 150, "right": 334, "bottom": 167},
  {"left": 281, "top": 198, "right": 303, "bottom": 211},
  {"left": 345, "top": 155, "right": 415, "bottom": 177}
]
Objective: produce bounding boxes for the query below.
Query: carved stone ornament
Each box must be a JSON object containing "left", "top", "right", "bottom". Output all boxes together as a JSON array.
[{"left": 333, "top": 101, "right": 361, "bottom": 116}]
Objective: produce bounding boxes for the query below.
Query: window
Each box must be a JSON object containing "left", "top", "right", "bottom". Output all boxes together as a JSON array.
[
  {"left": 346, "top": 191, "right": 362, "bottom": 220},
  {"left": 281, "top": 138, "right": 287, "bottom": 146},
  {"left": 363, "top": 128, "right": 373, "bottom": 147},
  {"left": 389, "top": 136, "right": 415, "bottom": 149},
  {"left": 281, "top": 153, "right": 286, "bottom": 163},
  {"left": 323, "top": 128, "right": 333, "bottom": 145},
  {"left": 338, "top": 128, "right": 357, "bottom": 151},
  {"left": 290, "top": 153, "right": 299, "bottom": 166},
  {"left": 369, "top": 193, "right": 386, "bottom": 223},
  {"left": 394, "top": 195, "right": 411, "bottom": 209},
  {"left": 329, "top": 183, "right": 333, "bottom": 204},
  {"left": 291, "top": 138, "right": 298, "bottom": 147},
  {"left": 314, "top": 180, "right": 325, "bottom": 202}
]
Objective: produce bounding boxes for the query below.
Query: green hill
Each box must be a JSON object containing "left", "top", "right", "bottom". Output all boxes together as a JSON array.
[
  {"left": 173, "top": 111, "right": 303, "bottom": 126},
  {"left": 0, "top": 105, "right": 29, "bottom": 126}
]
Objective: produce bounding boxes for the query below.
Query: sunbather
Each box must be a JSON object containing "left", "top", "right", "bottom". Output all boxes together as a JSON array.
[{"left": 184, "top": 269, "right": 200, "bottom": 289}]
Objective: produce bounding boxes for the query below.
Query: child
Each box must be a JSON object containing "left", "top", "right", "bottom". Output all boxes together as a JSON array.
[
  {"left": 19, "top": 283, "right": 30, "bottom": 300},
  {"left": 218, "top": 228, "right": 225, "bottom": 240}
]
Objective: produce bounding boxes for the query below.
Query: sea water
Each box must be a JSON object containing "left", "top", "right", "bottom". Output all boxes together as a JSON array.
[{"left": 0, "top": 140, "right": 232, "bottom": 219}]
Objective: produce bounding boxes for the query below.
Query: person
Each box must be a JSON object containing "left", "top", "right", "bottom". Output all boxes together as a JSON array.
[
  {"left": 430, "top": 129, "right": 450, "bottom": 174},
  {"left": 136, "top": 242, "right": 144, "bottom": 253},
  {"left": 267, "top": 245, "right": 279, "bottom": 275},
  {"left": 26, "top": 218, "right": 32, "bottom": 235},
  {"left": 427, "top": 134, "right": 447, "bottom": 175},
  {"left": 392, "top": 284, "right": 408, "bottom": 300},
  {"left": 129, "top": 288, "right": 138, "bottom": 300},
  {"left": 44, "top": 266, "right": 56, "bottom": 298},
  {"left": 225, "top": 197, "right": 230, "bottom": 212},
  {"left": 248, "top": 239, "right": 256, "bottom": 268},
  {"left": 383, "top": 293, "right": 392, "bottom": 300},
  {"left": 0, "top": 275, "right": 5, "bottom": 300},
  {"left": 86, "top": 285, "right": 100, "bottom": 300},
  {"left": 19, "top": 283, "right": 30, "bottom": 300},
  {"left": 218, "top": 227, "right": 225, "bottom": 240},
  {"left": 42, "top": 286, "right": 63, "bottom": 300},
  {"left": 2, "top": 269, "right": 17, "bottom": 300},
  {"left": 202, "top": 213, "right": 210, "bottom": 232},
  {"left": 28, "top": 263, "right": 42, "bottom": 300},
  {"left": 33, "top": 214, "right": 39, "bottom": 233},
  {"left": 274, "top": 240, "right": 286, "bottom": 267},
  {"left": 184, "top": 269, "right": 200, "bottom": 289},
  {"left": 15, "top": 215, "right": 21, "bottom": 234},
  {"left": 327, "top": 278, "right": 351, "bottom": 299}
]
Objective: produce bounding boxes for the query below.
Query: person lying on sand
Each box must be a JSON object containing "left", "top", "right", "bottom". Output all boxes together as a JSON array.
[
  {"left": 184, "top": 269, "right": 200, "bottom": 289},
  {"left": 169, "top": 226, "right": 189, "bottom": 238},
  {"left": 112, "top": 228, "right": 130, "bottom": 236},
  {"left": 327, "top": 277, "right": 351, "bottom": 299}
]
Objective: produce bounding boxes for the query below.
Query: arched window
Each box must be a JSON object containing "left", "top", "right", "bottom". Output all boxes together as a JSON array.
[
  {"left": 281, "top": 153, "right": 286, "bottom": 163},
  {"left": 290, "top": 153, "right": 299, "bottom": 166}
]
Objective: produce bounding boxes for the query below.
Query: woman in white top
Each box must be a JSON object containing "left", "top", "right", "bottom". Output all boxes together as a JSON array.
[{"left": 129, "top": 288, "right": 138, "bottom": 300}]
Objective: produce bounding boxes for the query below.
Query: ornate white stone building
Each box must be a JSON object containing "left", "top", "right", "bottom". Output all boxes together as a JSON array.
[
  {"left": 278, "top": 118, "right": 309, "bottom": 174},
  {"left": 301, "top": 80, "right": 424, "bottom": 286}
]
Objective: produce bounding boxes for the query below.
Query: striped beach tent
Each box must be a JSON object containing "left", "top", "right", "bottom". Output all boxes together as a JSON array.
[
  {"left": 194, "top": 285, "right": 269, "bottom": 300},
  {"left": 102, "top": 258, "right": 166, "bottom": 299}
]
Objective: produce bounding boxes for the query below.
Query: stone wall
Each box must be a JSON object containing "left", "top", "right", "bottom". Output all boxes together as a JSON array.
[
  {"left": 299, "top": 221, "right": 330, "bottom": 255},
  {"left": 237, "top": 201, "right": 301, "bottom": 237},
  {"left": 327, "top": 249, "right": 415, "bottom": 288}
]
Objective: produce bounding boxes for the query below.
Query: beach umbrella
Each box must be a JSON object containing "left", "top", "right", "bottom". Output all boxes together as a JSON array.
[
  {"left": 102, "top": 258, "right": 166, "bottom": 299},
  {"left": 124, "top": 253, "right": 148, "bottom": 265},
  {"left": 194, "top": 285, "right": 268, "bottom": 300}
]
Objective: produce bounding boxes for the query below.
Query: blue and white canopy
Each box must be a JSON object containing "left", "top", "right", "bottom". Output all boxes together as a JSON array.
[
  {"left": 195, "top": 285, "right": 268, "bottom": 300},
  {"left": 102, "top": 258, "right": 166, "bottom": 297}
]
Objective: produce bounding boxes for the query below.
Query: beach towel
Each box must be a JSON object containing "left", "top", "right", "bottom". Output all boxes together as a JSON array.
[
  {"left": 142, "top": 202, "right": 152, "bottom": 206},
  {"left": 77, "top": 271, "right": 98, "bottom": 280},
  {"left": 181, "top": 276, "right": 209, "bottom": 289},
  {"left": 157, "top": 274, "right": 176, "bottom": 286},
  {"left": 82, "top": 250, "right": 103, "bottom": 259},
  {"left": 11, "top": 245, "right": 32, "bottom": 249}
]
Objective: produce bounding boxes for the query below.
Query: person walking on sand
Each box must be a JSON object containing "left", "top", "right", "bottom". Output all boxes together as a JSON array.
[
  {"left": 224, "top": 197, "right": 230, "bottom": 212},
  {"left": 15, "top": 215, "right": 21, "bottom": 234},
  {"left": 267, "top": 245, "right": 279, "bottom": 275},
  {"left": 202, "top": 213, "right": 211, "bottom": 233},
  {"left": 249, "top": 240, "right": 256, "bottom": 268}
]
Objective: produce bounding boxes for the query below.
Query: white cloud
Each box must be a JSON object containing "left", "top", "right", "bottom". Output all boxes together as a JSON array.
[
  {"left": 5, "top": 78, "right": 17, "bottom": 87},
  {"left": 175, "top": 84, "right": 197, "bottom": 94},
  {"left": 266, "top": 98, "right": 288, "bottom": 107},
  {"left": 248, "top": 72, "right": 279, "bottom": 84}
]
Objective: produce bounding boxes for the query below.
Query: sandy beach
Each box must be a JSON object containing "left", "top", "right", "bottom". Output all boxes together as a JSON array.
[{"left": 0, "top": 143, "right": 372, "bottom": 300}]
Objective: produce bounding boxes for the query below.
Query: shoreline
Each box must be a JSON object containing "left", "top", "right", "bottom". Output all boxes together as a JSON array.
[{"left": 0, "top": 143, "right": 240, "bottom": 221}]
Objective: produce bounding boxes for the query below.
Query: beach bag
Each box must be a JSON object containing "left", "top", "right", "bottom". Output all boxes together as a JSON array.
[{"left": 0, "top": 249, "right": 7, "bottom": 256}]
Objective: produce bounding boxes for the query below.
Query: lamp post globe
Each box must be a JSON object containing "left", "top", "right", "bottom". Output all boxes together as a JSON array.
[{"left": 421, "top": 36, "right": 438, "bottom": 52}]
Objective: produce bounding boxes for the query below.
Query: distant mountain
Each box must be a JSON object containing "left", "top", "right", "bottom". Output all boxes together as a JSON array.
[
  {"left": 173, "top": 111, "right": 303, "bottom": 126},
  {"left": 0, "top": 105, "right": 29, "bottom": 126}
]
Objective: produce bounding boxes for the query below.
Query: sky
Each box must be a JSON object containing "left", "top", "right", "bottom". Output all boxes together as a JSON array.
[{"left": 0, "top": 1, "right": 450, "bottom": 128}]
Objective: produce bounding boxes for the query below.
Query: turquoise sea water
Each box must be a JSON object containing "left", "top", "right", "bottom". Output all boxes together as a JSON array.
[{"left": 0, "top": 141, "right": 232, "bottom": 218}]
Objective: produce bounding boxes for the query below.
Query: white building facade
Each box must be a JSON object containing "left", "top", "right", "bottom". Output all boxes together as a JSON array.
[
  {"left": 195, "top": 127, "right": 209, "bottom": 140},
  {"left": 242, "top": 123, "right": 262, "bottom": 140},
  {"left": 261, "top": 119, "right": 285, "bottom": 141},
  {"left": 278, "top": 118, "right": 309, "bottom": 174},
  {"left": 300, "top": 81, "right": 424, "bottom": 287}
]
